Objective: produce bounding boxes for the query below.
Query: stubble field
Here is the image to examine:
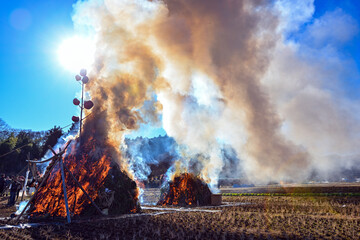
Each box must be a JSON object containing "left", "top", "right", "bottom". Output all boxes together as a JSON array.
[{"left": 0, "top": 185, "right": 359, "bottom": 239}]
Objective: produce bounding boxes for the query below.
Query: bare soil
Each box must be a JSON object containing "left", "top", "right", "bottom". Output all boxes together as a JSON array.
[
  {"left": 0, "top": 196, "right": 17, "bottom": 218},
  {"left": 0, "top": 185, "right": 359, "bottom": 239}
]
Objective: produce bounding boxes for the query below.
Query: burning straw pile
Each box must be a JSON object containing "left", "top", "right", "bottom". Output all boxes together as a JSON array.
[
  {"left": 25, "top": 136, "right": 140, "bottom": 220},
  {"left": 158, "top": 173, "right": 212, "bottom": 206}
]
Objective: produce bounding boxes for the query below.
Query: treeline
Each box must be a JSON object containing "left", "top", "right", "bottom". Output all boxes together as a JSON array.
[{"left": 0, "top": 118, "right": 63, "bottom": 175}]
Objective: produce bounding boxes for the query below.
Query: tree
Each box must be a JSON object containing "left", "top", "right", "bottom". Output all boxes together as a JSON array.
[
  {"left": 0, "top": 133, "right": 18, "bottom": 174},
  {"left": 41, "top": 126, "right": 63, "bottom": 156},
  {"left": 0, "top": 118, "right": 11, "bottom": 141},
  {"left": 0, "top": 121, "right": 58, "bottom": 175}
]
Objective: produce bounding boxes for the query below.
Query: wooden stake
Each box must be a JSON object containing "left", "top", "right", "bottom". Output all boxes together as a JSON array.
[
  {"left": 80, "top": 81, "right": 84, "bottom": 145},
  {"left": 48, "top": 143, "right": 72, "bottom": 223},
  {"left": 74, "top": 81, "right": 84, "bottom": 214},
  {"left": 59, "top": 155, "right": 71, "bottom": 223},
  {"left": 21, "top": 153, "right": 31, "bottom": 201},
  {"left": 20, "top": 167, "right": 30, "bottom": 201}
]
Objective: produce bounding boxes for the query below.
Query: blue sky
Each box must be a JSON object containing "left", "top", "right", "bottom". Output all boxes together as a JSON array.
[
  {"left": 0, "top": 0, "right": 359, "bottom": 136},
  {"left": 308, "top": 0, "right": 360, "bottom": 94},
  {"left": 0, "top": 0, "right": 79, "bottom": 131}
]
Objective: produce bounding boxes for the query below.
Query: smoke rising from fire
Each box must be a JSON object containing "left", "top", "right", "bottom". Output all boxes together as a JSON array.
[
  {"left": 71, "top": 0, "right": 360, "bottom": 184},
  {"left": 264, "top": 1, "right": 360, "bottom": 179}
]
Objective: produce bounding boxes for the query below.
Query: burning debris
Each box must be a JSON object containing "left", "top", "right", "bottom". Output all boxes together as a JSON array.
[
  {"left": 27, "top": 137, "right": 140, "bottom": 220},
  {"left": 158, "top": 173, "right": 212, "bottom": 206}
]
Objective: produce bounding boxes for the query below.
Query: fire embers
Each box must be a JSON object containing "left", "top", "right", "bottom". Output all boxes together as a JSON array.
[
  {"left": 30, "top": 138, "right": 140, "bottom": 218},
  {"left": 157, "top": 173, "right": 212, "bottom": 206}
]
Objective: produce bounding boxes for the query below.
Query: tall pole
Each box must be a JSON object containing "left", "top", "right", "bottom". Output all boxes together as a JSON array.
[
  {"left": 21, "top": 152, "right": 31, "bottom": 201},
  {"left": 74, "top": 80, "right": 84, "bottom": 213},
  {"left": 60, "top": 156, "right": 71, "bottom": 224},
  {"left": 72, "top": 70, "right": 93, "bottom": 215},
  {"left": 79, "top": 81, "right": 84, "bottom": 145},
  {"left": 73, "top": 69, "right": 92, "bottom": 142}
]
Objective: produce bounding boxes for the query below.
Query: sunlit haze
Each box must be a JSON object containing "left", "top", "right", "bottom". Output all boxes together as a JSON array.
[{"left": 57, "top": 36, "right": 95, "bottom": 73}]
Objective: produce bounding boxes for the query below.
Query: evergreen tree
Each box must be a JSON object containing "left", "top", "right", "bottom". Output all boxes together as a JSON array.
[
  {"left": 41, "top": 126, "right": 63, "bottom": 156},
  {"left": 0, "top": 120, "right": 63, "bottom": 175}
]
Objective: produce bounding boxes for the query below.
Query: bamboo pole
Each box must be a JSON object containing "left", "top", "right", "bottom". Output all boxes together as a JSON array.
[
  {"left": 13, "top": 157, "right": 58, "bottom": 224},
  {"left": 20, "top": 167, "right": 30, "bottom": 201},
  {"left": 14, "top": 141, "right": 72, "bottom": 224},
  {"left": 59, "top": 156, "right": 71, "bottom": 223},
  {"left": 48, "top": 143, "right": 72, "bottom": 223},
  {"left": 27, "top": 156, "right": 56, "bottom": 164},
  {"left": 80, "top": 81, "right": 84, "bottom": 144},
  {"left": 74, "top": 81, "right": 84, "bottom": 213},
  {"left": 21, "top": 153, "right": 31, "bottom": 201}
]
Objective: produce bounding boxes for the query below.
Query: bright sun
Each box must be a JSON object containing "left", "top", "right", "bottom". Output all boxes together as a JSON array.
[{"left": 57, "top": 36, "right": 95, "bottom": 73}]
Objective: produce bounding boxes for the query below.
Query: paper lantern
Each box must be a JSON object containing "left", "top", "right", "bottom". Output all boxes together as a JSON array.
[
  {"left": 82, "top": 76, "right": 89, "bottom": 84},
  {"left": 84, "top": 100, "right": 94, "bottom": 109},
  {"left": 80, "top": 69, "right": 87, "bottom": 76},
  {"left": 72, "top": 116, "right": 80, "bottom": 122},
  {"left": 73, "top": 98, "right": 80, "bottom": 105}
]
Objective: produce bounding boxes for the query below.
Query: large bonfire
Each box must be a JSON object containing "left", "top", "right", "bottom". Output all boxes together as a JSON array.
[
  {"left": 158, "top": 173, "right": 212, "bottom": 206},
  {"left": 28, "top": 115, "right": 140, "bottom": 218}
]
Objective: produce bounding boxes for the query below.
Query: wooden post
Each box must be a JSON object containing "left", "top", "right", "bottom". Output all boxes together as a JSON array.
[
  {"left": 29, "top": 163, "right": 35, "bottom": 181},
  {"left": 20, "top": 167, "right": 30, "bottom": 201},
  {"left": 59, "top": 152, "right": 71, "bottom": 224},
  {"left": 47, "top": 143, "right": 72, "bottom": 223},
  {"left": 80, "top": 81, "right": 84, "bottom": 144},
  {"left": 21, "top": 153, "right": 31, "bottom": 201},
  {"left": 74, "top": 80, "right": 84, "bottom": 214}
]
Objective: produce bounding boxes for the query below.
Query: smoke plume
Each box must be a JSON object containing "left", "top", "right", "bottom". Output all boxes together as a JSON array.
[{"left": 72, "top": 0, "right": 360, "bottom": 185}]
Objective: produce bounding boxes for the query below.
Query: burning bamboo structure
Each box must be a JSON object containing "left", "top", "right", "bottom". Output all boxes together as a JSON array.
[
  {"left": 24, "top": 138, "right": 140, "bottom": 221},
  {"left": 158, "top": 173, "right": 212, "bottom": 206},
  {"left": 15, "top": 119, "right": 140, "bottom": 223},
  {"left": 15, "top": 69, "right": 141, "bottom": 222}
]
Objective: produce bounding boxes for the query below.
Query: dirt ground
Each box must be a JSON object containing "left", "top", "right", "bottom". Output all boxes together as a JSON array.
[
  {"left": 0, "top": 195, "right": 21, "bottom": 218},
  {"left": 0, "top": 185, "right": 359, "bottom": 239}
]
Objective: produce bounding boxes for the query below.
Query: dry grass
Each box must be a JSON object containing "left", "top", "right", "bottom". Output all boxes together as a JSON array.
[{"left": 0, "top": 195, "right": 359, "bottom": 239}]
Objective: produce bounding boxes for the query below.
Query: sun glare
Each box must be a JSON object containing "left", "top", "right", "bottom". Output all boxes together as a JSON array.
[{"left": 57, "top": 36, "right": 95, "bottom": 73}]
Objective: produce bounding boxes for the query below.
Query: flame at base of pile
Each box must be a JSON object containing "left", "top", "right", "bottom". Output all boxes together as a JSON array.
[
  {"left": 157, "top": 173, "right": 212, "bottom": 206},
  {"left": 29, "top": 137, "right": 140, "bottom": 218},
  {"left": 83, "top": 163, "right": 140, "bottom": 216}
]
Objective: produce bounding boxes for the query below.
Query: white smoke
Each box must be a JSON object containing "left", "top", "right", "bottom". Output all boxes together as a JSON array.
[
  {"left": 70, "top": 0, "right": 360, "bottom": 185},
  {"left": 264, "top": 0, "right": 360, "bottom": 178}
]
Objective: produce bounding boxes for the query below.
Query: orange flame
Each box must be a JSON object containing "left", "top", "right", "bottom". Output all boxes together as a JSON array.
[
  {"left": 31, "top": 137, "right": 111, "bottom": 217},
  {"left": 159, "top": 173, "right": 200, "bottom": 206}
]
